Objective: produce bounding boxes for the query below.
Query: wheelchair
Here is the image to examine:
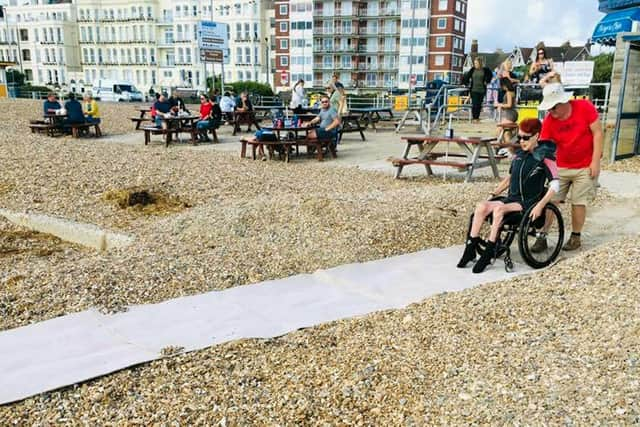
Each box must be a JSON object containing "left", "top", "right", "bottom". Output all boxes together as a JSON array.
[{"left": 466, "top": 198, "right": 565, "bottom": 272}]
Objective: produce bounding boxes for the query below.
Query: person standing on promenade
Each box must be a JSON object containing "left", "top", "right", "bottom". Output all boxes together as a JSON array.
[
  {"left": 533, "top": 83, "right": 604, "bottom": 251},
  {"left": 462, "top": 57, "right": 492, "bottom": 123}
]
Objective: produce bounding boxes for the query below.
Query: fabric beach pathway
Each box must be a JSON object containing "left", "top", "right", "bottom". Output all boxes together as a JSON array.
[
  {"left": 0, "top": 245, "right": 535, "bottom": 405},
  {"left": 2, "top": 171, "right": 638, "bottom": 405}
]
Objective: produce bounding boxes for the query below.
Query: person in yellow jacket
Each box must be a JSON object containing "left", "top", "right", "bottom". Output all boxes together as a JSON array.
[{"left": 82, "top": 93, "right": 101, "bottom": 124}]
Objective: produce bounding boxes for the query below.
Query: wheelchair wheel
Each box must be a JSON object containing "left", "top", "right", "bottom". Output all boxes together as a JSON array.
[{"left": 518, "top": 203, "right": 564, "bottom": 269}]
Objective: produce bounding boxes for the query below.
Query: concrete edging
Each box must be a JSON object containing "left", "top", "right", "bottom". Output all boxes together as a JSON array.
[{"left": 0, "top": 208, "right": 133, "bottom": 251}]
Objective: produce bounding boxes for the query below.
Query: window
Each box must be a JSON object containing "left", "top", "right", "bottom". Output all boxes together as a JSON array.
[
  {"left": 436, "top": 36, "right": 446, "bottom": 48},
  {"left": 280, "top": 39, "right": 288, "bottom": 49},
  {"left": 437, "top": 18, "right": 446, "bottom": 29},
  {"left": 439, "top": 0, "right": 447, "bottom": 10},
  {"left": 280, "top": 56, "right": 288, "bottom": 66},
  {"left": 455, "top": 1, "right": 462, "bottom": 12},
  {"left": 279, "top": 5, "right": 288, "bottom": 15},
  {"left": 280, "top": 22, "right": 288, "bottom": 32},
  {"left": 22, "top": 49, "right": 30, "bottom": 61},
  {"left": 435, "top": 55, "right": 445, "bottom": 66}
]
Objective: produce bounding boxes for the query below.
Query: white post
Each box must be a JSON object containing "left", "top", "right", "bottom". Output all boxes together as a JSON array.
[{"left": 407, "top": 0, "right": 416, "bottom": 107}]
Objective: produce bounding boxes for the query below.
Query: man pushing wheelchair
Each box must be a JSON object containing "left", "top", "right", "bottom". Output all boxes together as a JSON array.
[{"left": 457, "top": 118, "right": 562, "bottom": 273}]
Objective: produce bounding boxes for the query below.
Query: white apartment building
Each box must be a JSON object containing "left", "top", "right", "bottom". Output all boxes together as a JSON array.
[
  {"left": 2, "top": 0, "right": 273, "bottom": 93},
  {"left": 2, "top": 0, "right": 465, "bottom": 92}
]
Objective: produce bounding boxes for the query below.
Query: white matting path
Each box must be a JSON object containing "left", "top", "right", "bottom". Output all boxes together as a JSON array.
[
  {"left": 0, "top": 245, "right": 534, "bottom": 405},
  {"left": 1, "top": 170, "right": 636, "bottom": 405}
]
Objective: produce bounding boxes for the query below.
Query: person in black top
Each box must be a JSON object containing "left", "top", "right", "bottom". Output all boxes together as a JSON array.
[
  {"left": 63, "top": 93, "right": 85, "bottom": 126},
  {"left": 457, "top": 118, "right": 560, "bottom": 273},
  {"left": 235, "top": 91, "right": 253, "bottom": 112},
  {"left": 169, "top": 92, "right": 189, "bottom": 114},
  {"left": 462, "top": 57, "right": 493, "bottom": 122}
]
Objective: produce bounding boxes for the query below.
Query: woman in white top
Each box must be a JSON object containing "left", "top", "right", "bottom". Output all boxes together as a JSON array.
[
  {"left": 219, "top": 92, "right": 236, "bottom": 123},
  {"left": 290, "top": 79, "right": 306, "bottom": 113}
]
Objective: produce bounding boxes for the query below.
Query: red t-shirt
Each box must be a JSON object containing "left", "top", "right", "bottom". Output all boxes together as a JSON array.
[
  {"left": 540, "top": 99, "right": 599, "bottom": 169},
  {"left": 199, "top": 102, "right": 212, "bottom": 120}
]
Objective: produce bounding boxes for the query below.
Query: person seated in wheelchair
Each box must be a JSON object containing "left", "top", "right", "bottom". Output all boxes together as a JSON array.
[{"left": 457, "top": 118, "right": 560, "bottom": 273}]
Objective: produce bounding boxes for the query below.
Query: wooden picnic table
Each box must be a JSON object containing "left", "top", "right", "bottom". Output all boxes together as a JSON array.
[
  {"left": 143, "top": 114, "right": 200, "bottom": 146},
  {"left": 296, "top": 113, "right": 365, "bottom": 142},
  {"left": 232, "top": 110, "right": 261, "bottom": 135},
  {"left": 391, "top": 135, "right": 501, "bottom": 182},
  {"left": 131, "top": 107, "right": 152, "bottom": 130},
  {"left": 240, "top": 124, "right": 335, "bottom": 162},
  {"left": 350, "top": 107, "right": 394, "bottom": 132}
]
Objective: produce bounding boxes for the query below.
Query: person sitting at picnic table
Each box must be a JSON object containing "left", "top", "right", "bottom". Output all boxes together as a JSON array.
[
  {"left": 196, "top": 94, "right": 222, "bottom": 142},
  {"left": 457, "top": 118, "right": 559, "bottom": 273},
  {"left": 153, "top": 93, "right": 172, "bottom": 129},
  {"left": 43, "top": 92, "right": 62, "bottom": 115},
  {"left": 169, "top": 92, "right": 189, "bottom": 114},
  {"left": 302, "top": 95, "right": 341, "bottom": 148},
  {"left": 63, "top": 93, "right": 86, "bottom": 127},
  {"left": 82, "top": 93, "right": 100, "bottom": 124},
  {"left": 220, "top": 91, "right": 235, "bottom": 123},
  {"left": 149, "top": 93, "right": 161, "bottom": 121},
  {"left": 235, "top": 91, "right": 253, "bottom": 112}
]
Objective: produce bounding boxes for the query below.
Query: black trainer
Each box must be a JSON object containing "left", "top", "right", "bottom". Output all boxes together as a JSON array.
[
  {"left": 457, "top": 237, "right": 480, "bottom": 268},
  {"left": 472, "top": 241, "right": 496, "bottom": 273}
]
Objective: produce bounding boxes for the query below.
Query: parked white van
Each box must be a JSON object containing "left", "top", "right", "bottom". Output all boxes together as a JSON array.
[{"left": 92, "top": 80, "right": 144, "bottom": 102}]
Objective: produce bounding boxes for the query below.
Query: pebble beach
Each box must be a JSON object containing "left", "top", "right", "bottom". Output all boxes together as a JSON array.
[{"left": 1, "top": 98, "right": 640, "bottom": 424}]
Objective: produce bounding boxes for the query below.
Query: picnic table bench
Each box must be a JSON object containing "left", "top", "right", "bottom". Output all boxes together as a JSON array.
[
  {"left": 390, "top": 135, "right": 504, "bottom": 182},
  {"left": 339, "top": 113, "right": 366, "bottom": 141},
  {"left": 131, "top": 107, "right": 152, "bottom": 130},
  {"left": 240, "top": 125, "right": 336, "bottom": 162},
  {"left": 142, "top": 126, "right": 181, "bottom": 147},
  {"left": 69, "top": 122, "right": 102, "bottom": 138},
  {"left": 350, "top": 107, "right": 394, "bottom": 131},
  {"left": 231, "top": 111, "right": 261, "bottom": 135},
  {"left": 240, "top": 138, "right": 336, "bottom": 162},
  {"left": 294, "top": 113, "right": 365, "bottom": 142},
  {"left": 29, "top": 121, "right": 60, "bottom": 137}
]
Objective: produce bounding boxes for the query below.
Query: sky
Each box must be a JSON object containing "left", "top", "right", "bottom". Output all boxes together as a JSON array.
[{"left": 466, "top": 0, "right": 607, "bottom": 53}]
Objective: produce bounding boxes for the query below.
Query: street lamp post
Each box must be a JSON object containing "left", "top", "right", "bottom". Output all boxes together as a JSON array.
[{"left": 265, "top": 36, "right": 270, "bottom": 87}]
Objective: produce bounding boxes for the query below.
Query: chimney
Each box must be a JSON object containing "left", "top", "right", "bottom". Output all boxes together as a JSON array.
[{"left": 471, "top": 39, "right": 478, "bottom": 57}]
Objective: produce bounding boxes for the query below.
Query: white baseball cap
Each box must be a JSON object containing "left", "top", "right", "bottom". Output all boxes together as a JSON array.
[{"left": 538, "top": 83, "right": 573, "bottom": 111}]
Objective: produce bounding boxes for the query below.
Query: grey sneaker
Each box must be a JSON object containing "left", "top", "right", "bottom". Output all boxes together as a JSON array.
[
  {"left": 530, "top": 237, "right": 548, "bottom": 253},
  {"left": 563, "top": 234, "right": 581, "bottom": 251}
]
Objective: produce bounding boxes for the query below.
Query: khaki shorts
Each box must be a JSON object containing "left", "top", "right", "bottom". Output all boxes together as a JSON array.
[{"left": 553, "top": 167, "right": 596, "bottom": 205}]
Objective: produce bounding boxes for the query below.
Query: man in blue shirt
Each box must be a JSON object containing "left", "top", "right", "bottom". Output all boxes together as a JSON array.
[
  {"left": 153, "top": 93, "right": 172, "bottom": 128},
  {"left": 43, "top": 92, "right": 61, "bottom": 116}
]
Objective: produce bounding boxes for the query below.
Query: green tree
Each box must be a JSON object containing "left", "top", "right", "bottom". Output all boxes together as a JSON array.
[
  {"left": 591, "top": 53, "right": 614, "bottom": 100},
  {"left": 5, "top": 69, "right": 25, "bottom": 86}
]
